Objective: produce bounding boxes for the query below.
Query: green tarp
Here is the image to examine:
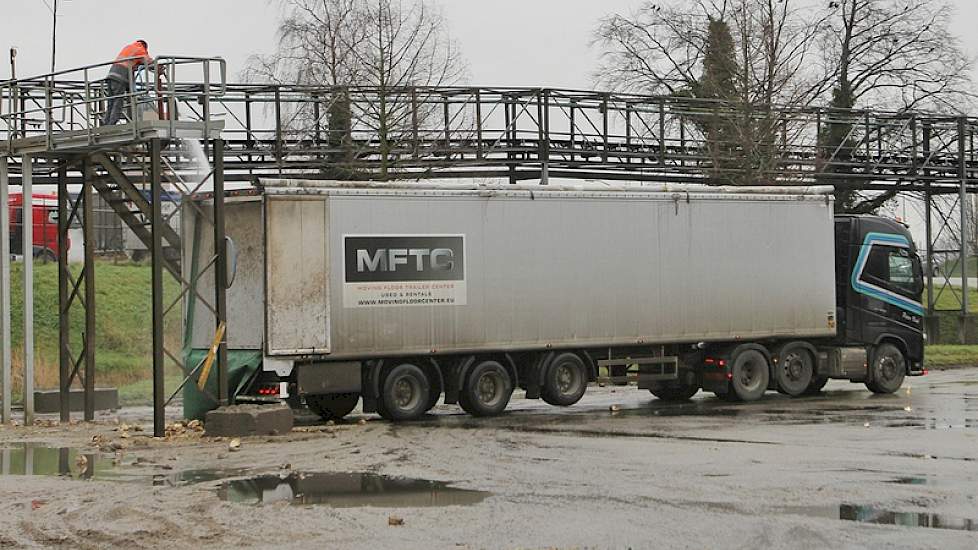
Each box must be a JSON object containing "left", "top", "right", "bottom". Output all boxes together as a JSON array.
[{"left": 182, "top": 349, "right": 263, "bottom": 420}]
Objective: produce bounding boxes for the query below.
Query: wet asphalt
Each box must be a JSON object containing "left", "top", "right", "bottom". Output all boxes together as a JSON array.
[{"left": 1, "top": 367, "right": 976, "bottom": 549}]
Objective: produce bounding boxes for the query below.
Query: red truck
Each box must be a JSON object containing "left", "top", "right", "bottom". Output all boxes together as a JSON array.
[{"left": 8, "top": 193, "right": 66, "bottom": 261}]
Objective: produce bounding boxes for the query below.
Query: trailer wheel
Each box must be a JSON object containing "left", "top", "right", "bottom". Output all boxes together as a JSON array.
[
  {"left": 306, "top": 393, "right": 359, "bottom": 421},
  {"left": 730, "top": 349, "right": 769, "bottom": 402},
  {"left": 378, "top": 363, "right": 431, "bottom": 421},
  {"left": 542, "top": 353, "right": 588, "bottom": 407},
  {"left": 804, "top": 376, "right": 829, "bottom": 395},
  {"left": 866, "top": 343, "right": 906, "bottom": 394},
  {"left": 775, "top": 347, "right": 814, "bottom": 397},
  {"left": 649, "top": 382, "right": 699, "bottom": 402},
  {"left": 458, "top": 361, "right": 513, "bottom": 417}
]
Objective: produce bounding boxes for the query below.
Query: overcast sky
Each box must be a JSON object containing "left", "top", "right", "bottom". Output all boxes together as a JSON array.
[{"left": 4, "top": 0, "right": 976, "bottom": 88}]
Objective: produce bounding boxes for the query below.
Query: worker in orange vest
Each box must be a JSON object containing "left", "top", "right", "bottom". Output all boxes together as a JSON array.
[{"left": 101, "top": 40, "right": 154, "bottom": 125}]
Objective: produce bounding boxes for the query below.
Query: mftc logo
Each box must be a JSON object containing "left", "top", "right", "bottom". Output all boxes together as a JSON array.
[{"left": 344, "top": 236, "right": 464, "bottom": 283}]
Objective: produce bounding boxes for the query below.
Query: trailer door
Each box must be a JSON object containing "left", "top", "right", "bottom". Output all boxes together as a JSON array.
[{"left": 264, "top": 196, "right": 331, "bottom": 355}]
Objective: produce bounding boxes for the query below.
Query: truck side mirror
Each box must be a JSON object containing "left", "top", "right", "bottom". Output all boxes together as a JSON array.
[{"left": 912, "top": 254, "right": 924, "bottom": 295}]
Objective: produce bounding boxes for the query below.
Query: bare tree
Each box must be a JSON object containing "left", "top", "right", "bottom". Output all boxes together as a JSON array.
[
  {"left": 817, "top": 0, "right": 975, "bottom": 212},
  {"left": 593, "top": 0, "right": 829, "bottom": 185},
  {"left": 348, "top": 0, "right": 466, "bottom": 177},
  {"left": 594, "top": 1, "right": 827, "bottom": 105},
  {"left": 247, "top": 0, "right": 466, "bottom": 178}
]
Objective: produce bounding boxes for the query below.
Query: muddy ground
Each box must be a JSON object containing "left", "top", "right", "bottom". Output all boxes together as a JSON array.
[{"left": 1, "top": 367, "right": 977, "bottom": 549}]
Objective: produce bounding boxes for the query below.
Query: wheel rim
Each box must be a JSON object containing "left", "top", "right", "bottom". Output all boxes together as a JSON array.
[
  {"left": 393, "top": 375, "right": 421, "bottom": 410},
  {"left": 737, "top": 355, "right": 765, "bottom": 392},
  {"left": 476, "top": 372, "right": 504, "bottom": 406},
  {"left": 878, "top": 353, "right": 903, "bottom": 383},
  {"left": 784, "top": 353, "right": 803, "bottom": 381},
  {"left": 556, "top": 363, "right": 579, "bottom": 396},
  {"left": 740, "top": 361, "right": 757, "bottom": 389}
]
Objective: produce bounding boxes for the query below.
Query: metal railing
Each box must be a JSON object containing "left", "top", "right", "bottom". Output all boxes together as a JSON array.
[
  {"left": 0, "top": 56, "right": 226, "bottom": 152},
  {"left": 3, "top": 77, "right": 976, "bottom": 191},
  {"left": 196, "top": 84, "right": 978, "bottom": 190}
]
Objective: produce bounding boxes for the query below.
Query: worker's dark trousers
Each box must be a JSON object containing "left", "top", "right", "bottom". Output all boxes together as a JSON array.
[{"left": 101, "top": 78, "right": 130, "bottom": 126}]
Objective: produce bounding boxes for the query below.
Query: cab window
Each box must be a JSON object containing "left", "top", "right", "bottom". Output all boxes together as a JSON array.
[{"left": 861, "top": 245, "right": 921, "bottom": 296}]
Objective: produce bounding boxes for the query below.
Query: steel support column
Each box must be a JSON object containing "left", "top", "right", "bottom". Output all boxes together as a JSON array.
[
  {"left": 0, "top": 157, "right": 10, "bottom": 424},
  {"left": 150, "top": 139, "right": 165, "bottom": 437},
  {"left": 213, "top": 139, "right": 228, "bottom": 405},
  {"left": 960, "top": 117, "right": 970, "bottom": 343},
  {"left": 57, "top": 161, "right": 69, "bottom": 422},
  {"left": 82, "top": 160, "right": 96, "bottom": 420},
  {"left": 923, "top": 122, "right": 935, "bottom": 315},
  {"left": 22, "top": 154, "right": 33, "bottom": 424}
]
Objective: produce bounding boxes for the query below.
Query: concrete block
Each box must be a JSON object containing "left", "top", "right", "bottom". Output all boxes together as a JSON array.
[
  {"left": 33, "top": 388, "right": 118, "bottom": 414},
  {"left": 204, "top": 403, "right": 294, "bottom": 437}
]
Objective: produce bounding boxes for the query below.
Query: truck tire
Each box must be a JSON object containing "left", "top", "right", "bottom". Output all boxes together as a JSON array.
[
  {"left": 804, "top": 376, "right": 829, "bottom": 395},
  {"left": 458, "top": 360, "right": 513, "bottom": 417},
  {"left": 542, "top": 353, "right": 588, "bottom": 407},
  {"left": 378, "top": 363, "right": 431, "bottom": 421},
  {"left": 865, "top": 343, "right": 906, "bottom": 394},
  {"left": 306, "top": 393, "right": 359, "bottom": 421},
  {"left": 774, "top": 347, "right": 814, "bottom": 397},
  {"left": 649, "top": 382, "right": 699, "bottom": 402},
  {"left": 730, "top": 349, "right": 769, "bottom": 402}
]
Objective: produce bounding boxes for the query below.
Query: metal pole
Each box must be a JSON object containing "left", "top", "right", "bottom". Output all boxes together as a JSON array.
[
  {"left": 213, "top": 139, "right": 228, "bottom": 406},
  {"left": 57, "top": 160, "right": 69, "bottom": 423},
  {"left": 505, "top": 95, "right": 516, "bottom": 185},
  {"left": 959, "top": 117, "right": 969, "bottom": 343},
  {"left": 22, "top": 155, "right": 34, "bottom": 425},
  {"left": 537, "top": 90, "right": 548, "bottom": 185},
  {"left": 475, "top": 89, "right": 483, "bottom": 161},
  {"left": 82, "top": 161, "right": 96, "bottom": 421},
  {"left": 0, "top": 157, "right": 10, "bottom": 424},
  {"left": 924, "top": 123, "right": 934, "bottom": 314},
  {"left": 150, "top": 139, "right": 165, "bottom": 437},
  {"left": 50, "top": 0, "right": 58, "bottom": 73}
]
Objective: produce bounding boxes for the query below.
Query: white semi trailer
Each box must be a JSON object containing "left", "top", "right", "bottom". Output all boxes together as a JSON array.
[{"left": 185, "top": 180, "right": 925, "bottom": 420}]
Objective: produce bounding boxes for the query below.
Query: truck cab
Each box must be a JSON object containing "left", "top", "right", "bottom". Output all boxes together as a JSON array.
[
  {"left": 834, "top": 215, "right": 925, "bottom": 377},
  {"left": 9, "top": 193, "right": 64, "bottom": 261}
]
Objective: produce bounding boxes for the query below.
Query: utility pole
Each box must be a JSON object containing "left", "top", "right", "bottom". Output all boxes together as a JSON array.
[{"left": 51, "top": 0, "right": 58, "bottom": 73}]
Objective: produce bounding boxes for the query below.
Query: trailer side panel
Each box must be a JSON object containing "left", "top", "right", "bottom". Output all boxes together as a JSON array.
[{"left": 261, "top": 189, "right": 835, "bottom": 358}]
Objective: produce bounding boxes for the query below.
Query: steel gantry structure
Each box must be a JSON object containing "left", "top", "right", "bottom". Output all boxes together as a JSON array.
[{"left": 1, "top": 61, "right": 977, "bottom": 432}]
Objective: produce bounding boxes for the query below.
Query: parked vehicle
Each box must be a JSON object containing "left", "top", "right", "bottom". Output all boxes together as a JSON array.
[
  {"left": 185, "top": 181, "right": 925, "bottom": 421},
  {"left": 8, "top": 193, "right": 66, "bottom": 261}
]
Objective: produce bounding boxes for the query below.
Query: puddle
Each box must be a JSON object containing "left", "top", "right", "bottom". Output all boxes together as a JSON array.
[
  {"left": 887, "top": 477, "right": 941, "bottom": 486},
  {"left": 152, "top": 468, "right": 253, "bottom": 487},
  {"left": 788, "top": 503, "right": 978, "bottom": 532},
  {"left": 0, "top": 444, "right": 114, "bottom": 480},
  {"left": 217, "top": 472, "right": 490, "bottom": 508},
  {"left": 839, "top": 504, "right": 978, "bottom": 532}
]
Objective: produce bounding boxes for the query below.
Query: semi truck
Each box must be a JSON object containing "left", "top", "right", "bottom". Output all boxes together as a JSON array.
[{"left": 185, "top": 180, "right": 925, "bottom": 421}]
